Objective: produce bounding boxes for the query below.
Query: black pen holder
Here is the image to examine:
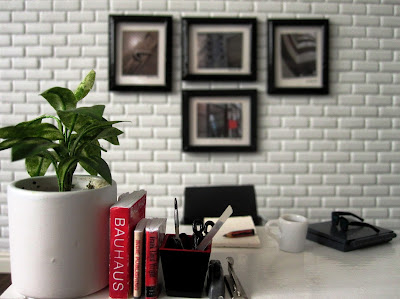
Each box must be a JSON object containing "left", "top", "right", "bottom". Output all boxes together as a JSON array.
[{"left": 160, "top": 234, "right": 212, "bottom": 297}]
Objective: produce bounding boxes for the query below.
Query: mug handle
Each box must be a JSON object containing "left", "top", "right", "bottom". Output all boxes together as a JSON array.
[{"left": 265, "top": 219, "right": 281, "bottom": 244}]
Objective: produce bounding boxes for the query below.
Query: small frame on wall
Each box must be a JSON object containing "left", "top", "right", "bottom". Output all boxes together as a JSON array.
[
  {"left": 267, "top": 19, "right": 329, "bottom": 95},
  {"left": 182, "top": 18, "right": 257, "bottom": 81},
  {"left": 109, "top": 15, "right": 172, "bottom": 92},
  {"left": 182, "top": 90, "right": 257, "bottom": 152}
]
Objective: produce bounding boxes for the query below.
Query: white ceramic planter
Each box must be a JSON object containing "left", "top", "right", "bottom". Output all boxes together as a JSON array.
[{"left": 8, "top": 175, "right": 117, "bottom": 299}]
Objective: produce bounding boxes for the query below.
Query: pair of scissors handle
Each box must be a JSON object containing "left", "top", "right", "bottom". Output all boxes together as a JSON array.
[
  {"left": 192, "top": 219, "right": 215, "bottom": 249},
  {"left": 193, "top": 219, "right": 214, "bottom": 237},
  {"left": 192, "top": 219, "right": 204, "bottom": 238},
  {"left": 203, "top": 220, "right": 215, "bottom": 235}
]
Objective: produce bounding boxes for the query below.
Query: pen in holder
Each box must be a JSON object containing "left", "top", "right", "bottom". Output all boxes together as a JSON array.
[{"left": 160, "top": 234, "right": 212, "bottom": 298}]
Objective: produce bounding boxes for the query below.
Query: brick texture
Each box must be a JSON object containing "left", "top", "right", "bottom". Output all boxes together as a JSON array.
[{"left": 0, "top": 0, "right": 400, "bottom": 250}]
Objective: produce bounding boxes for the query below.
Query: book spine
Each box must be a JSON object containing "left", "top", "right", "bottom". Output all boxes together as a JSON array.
[
  {"left": 131, "top": 195, "right": 146, "bottom": 227},
  {"left": 133, "top": 230, "right": 144, "bottom": 298},
  {"left": 109, "top": 208, "right": 131, "bottom": 299},
  {"left": 145, "top": 230, "right": 159, "bottom": 299}
]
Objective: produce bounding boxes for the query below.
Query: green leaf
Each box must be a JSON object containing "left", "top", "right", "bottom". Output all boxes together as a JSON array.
[
  {"left": 71, "top": 120, "right": 123, "bottom": 154},
  {"left": 82, "top": 120, "right": 123, "bottom": 139},
  {"left": 0, "top": 123, "right": 63, "bottom": 140},
  {"left": 79, "top": 141, "right": 101, "bottom": 175},
  {"left": 26, "top": 156, "right": 52, "bottom": 177},
  {"left": 52, "top": 142, "right": 69, "bottom": 160},
  {"left": 11, "top": 138, "right": 59, "bottom": 161},
  {"left": 16, "top": 117, "right": 43, "bottom": 127},
  {"left": 95, "top": 127, "right": 123, "bottom": 145},
  {"left": 40, "top": 87, "right": 77, "bottom": 111},
  {"left": 0, "top": 139, "right": 21, "bottom": 151},
  {"left": 79, "top": 155, "right": 112, "bottom": 185},
  {"left": 16, "top": 115, "right": 63, "bottom": 132},
  {"left": 74, "top": 70, "right": 95, "bottom": 103},
  {"left": 85, "top": 120, "right": 123, "bottom": 132},
  {"left": 57, "top": 105, "right": 105, "bottom": 130},
  {"left": 104, "top": 136, "right": 120, "bottom": 145}
]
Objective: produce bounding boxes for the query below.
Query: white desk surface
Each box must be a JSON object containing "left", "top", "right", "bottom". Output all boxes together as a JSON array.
[{"left": 2, "top": 224, "right": 399, "bottom": 299}]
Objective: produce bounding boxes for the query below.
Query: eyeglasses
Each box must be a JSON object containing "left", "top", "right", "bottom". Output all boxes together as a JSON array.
[
  {"left": 332, "top": 211, "right": 364, "bottom": 226},
  {"left": 331, "top": 211, "right": 380, "bottom": 233}
]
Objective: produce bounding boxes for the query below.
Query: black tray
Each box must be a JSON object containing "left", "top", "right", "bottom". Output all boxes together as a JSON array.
[{"left": 307, "top": 221, "right": 397, "bottom": 252}]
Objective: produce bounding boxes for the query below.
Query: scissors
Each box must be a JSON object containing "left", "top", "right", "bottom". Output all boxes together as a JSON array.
[{"left": 192, "top": 219, "right": 214, "bottom": 249}]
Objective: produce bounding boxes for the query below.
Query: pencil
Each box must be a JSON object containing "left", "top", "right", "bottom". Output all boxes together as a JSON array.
[{"left": 223, "top": 229, "right": 255, "bottom": 238}]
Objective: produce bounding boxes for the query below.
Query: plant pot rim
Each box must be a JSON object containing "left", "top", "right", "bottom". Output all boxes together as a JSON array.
[{"left": 8, "top": 175, "right": 115, "bottom": 194}]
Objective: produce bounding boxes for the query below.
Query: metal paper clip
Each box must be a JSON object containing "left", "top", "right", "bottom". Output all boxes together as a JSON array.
[{"left": 224, "top": 257, "right": 248, "bottom": 299}]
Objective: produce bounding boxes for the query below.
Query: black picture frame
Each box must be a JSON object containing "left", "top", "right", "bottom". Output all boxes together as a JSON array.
[
  {"left": 109, "top": 15, "right": 173, "bottom": 92},
  {"left": 182, "top": 18, "right": 257, "bottom": 81},
  {"left": 267, "top": 19, "right": 329, "bottom": 95},
  {"left": 182, "top": 90, "right": 257, "bottom": 152}
]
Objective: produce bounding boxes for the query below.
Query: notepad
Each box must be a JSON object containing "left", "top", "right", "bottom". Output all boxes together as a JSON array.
[{"left": 203, "top": 215, "right": 261, "bottom": 248}]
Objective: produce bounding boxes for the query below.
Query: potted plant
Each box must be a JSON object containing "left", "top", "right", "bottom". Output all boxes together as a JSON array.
[{"left": 0, "top": 70, "right": 122, "bottom": 298}]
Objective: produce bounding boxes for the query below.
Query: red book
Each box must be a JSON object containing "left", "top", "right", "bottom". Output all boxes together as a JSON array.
[
  {"left": 145, "top": 218, "right": 167, "bottom": 299},
  {"left": 109, "top": 190, "right": 147, "bottom": 299}
]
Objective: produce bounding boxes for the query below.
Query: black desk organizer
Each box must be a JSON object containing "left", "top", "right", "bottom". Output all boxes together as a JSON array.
[
  {"left": 160, "top": 234, "right": 211, "bottom": 298},
  {"left": 307, "top": 221, "right": 397, "bottom": 252}
]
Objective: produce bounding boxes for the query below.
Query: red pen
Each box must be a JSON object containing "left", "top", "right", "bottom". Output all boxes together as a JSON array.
[{"left": 223, "top": 229, "right": 255, "bottom": 238}]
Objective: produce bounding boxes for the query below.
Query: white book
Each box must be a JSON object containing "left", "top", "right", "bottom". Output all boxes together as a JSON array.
[{"left": 132, "top": 218, "right": 149, "bottom": 298}]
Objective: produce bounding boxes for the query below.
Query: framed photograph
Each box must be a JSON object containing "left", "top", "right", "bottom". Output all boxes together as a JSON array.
[
  {"left": 182, "top": 90, "right": 257, "bottom": 152},
  {"left": 267, "top": 19, "right": 329, "bottom": 95},
  {"left": 182, "top": 18, "right": 257, "bottom": 81},
  {"left": 109, "top": 15, "right": 172, "bottom": 92}
]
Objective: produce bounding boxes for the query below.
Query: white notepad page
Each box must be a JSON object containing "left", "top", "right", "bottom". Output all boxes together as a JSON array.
[{"left": 203, "top": 215, "right": 261, "bottom": 248}]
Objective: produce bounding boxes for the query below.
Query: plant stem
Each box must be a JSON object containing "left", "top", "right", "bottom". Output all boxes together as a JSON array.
[
  {"left": 66, "top": 114, "right": 78, "bottom": 147},
  {"left": 43, "top": 115, "right": 63, "bottom": 134},
  {"left": 58, "top": 162, "right": 77, "bottom": 192},
  {"left": 63, "top": 168, "right": 76, "bottom": 192}
]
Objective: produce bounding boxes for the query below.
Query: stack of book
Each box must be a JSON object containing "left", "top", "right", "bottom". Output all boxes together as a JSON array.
[{"left": 108, "top": 190, "right": 167, "bottom": 299}]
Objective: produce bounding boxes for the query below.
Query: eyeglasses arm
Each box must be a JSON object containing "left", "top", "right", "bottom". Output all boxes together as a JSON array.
[
  {"left": 332, "top": 211, "right": 364, "bottom": 222},
  {"left": 348, "top": 221, "right": 380, "bottom": 233}
]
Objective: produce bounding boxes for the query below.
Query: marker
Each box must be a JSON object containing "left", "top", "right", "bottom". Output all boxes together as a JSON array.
[
  {"left": 173, "top": 198, "right": 184, "bottom": 249},
  {"left": 223, "top": 229, "right": 255, "bottom": 238},
  {"left": 174, "top": 198, "right": 179, "bottom": 238}
]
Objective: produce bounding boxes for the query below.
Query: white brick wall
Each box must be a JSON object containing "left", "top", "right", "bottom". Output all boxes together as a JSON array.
[{"left": 0, "top": 0, "right": 400, "bottom": 250}]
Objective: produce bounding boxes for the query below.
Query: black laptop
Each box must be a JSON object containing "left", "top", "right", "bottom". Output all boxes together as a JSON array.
[{"left": 307, "top": 221, "right": 397, "bottom": 252}]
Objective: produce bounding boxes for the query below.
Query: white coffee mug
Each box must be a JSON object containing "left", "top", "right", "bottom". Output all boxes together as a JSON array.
[{"left": 265, "top": 214, "right": 308, "bottom": 253}]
